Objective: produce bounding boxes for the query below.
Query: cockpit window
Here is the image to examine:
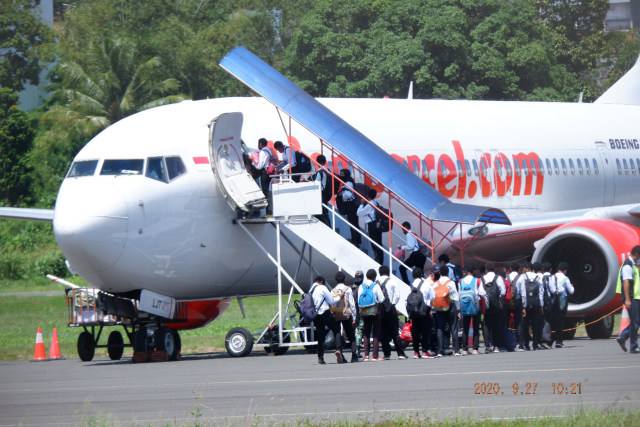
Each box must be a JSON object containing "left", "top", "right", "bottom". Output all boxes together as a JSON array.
[
  {"left": 100, "top": 159, "right": 144, "bottom": 176},
  {"left": 165, "top": 156, "right": 186, "bottom": 181},
  {"left": 68, "top": 160, "right": 99, "bottom": 177},
  {"left": 146, "top": 157, "right": 168, "bottom": 183}
]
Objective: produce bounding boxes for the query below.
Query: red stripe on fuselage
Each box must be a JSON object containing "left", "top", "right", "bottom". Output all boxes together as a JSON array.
[{"left": 193, "top": 157, "right": 209, "bottom": 165}]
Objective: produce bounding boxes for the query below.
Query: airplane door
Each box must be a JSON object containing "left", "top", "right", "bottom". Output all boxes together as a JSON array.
[
  {"left": 208, "top": 112, "right": 267, "bottom": 213},
  {"left": 595, "top": 141, "right": 614, "bottom": 206}
]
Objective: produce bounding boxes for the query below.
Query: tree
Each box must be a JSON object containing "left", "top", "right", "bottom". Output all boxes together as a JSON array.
[
  {"left": 0, "top": 89, "right": 34, "bottom": 205},
  {"left": 43, "top": 37, "right": 188, "bottom": 140},
  {"left": 0, "top": 0, "right": 53, "bottom": 91}
]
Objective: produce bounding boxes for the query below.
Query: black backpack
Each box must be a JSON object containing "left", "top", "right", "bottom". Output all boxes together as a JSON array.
[
  {"left": 482, "top": 276, "right": 503, "bottom": 313},
  {"left": 294, "top": 151, "right": 311, "bottom": 173},
  {"left": 377, "top": 278, "right": 393, "bottom": 314},
  {"left": 541, "top": 275, "right": 555, "bottom": 310},
  {"left": 524, "top": 275, "right": 540, "bottom": 310},
  {"left": 406, "top": 280, "right": 428, "bottom": 318},
  {"left": 316, "top": 169, "right": 334, "bottom": 203},
  {"left": 374, "top": 201, "right": 393, "bottom": 232}
]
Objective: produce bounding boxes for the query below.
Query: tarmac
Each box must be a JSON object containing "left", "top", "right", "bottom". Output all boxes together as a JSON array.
[{"left": 0, "top": 337, "right": 638, "bottom": 426}]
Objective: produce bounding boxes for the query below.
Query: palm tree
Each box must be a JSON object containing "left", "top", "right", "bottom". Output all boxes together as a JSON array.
[{"left": 43, "top": 37, "right": 189, "bottom": 139}]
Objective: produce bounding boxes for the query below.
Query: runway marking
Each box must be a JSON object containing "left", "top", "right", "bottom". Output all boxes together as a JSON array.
[{"left": 1, "top": 364, "right": 638, "bottom": 393}]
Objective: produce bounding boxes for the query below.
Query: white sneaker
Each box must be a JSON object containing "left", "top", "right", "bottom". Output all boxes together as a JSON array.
[
  {"left": 454, "top": 352, "right": 461, "bottom": 356},
  {"left": 398, "top": 355, "right": 407, "bottom": 360}
]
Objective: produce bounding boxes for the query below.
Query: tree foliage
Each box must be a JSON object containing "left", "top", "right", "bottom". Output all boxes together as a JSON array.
[
  {"left": 0, "top": 89, "right": 34, "bottom": 206},
  {"left": 0, "top": 0, "right": 53, "bottom": 91}
]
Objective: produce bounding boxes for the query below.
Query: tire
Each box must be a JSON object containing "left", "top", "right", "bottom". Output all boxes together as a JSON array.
[
  {"left": 262, "top": 328, "right": 291, "bottom": 355},
  {"left": 133, "top": 328, "right": 149, "bottom": 352},
  {"left": 155, "top": 327, "right": 181, "bottom": 360},
  {"left": 107, "top": 330, "right": 124, "bottom": 361},
  {"left": 225, "top": 327, "right": 254, "bottom": 357},
  {"left": 585, "top": 314, "right": 614, "bottom": 339},
  {"left": 77, "top": 331, "right": 95, "bottom": 362},
  {"left": 563, "top": 319, "right": 578, "bottom": 340}
]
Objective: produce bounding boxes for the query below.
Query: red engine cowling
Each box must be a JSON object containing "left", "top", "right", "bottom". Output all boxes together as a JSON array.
[
  {"left": 532, "top": 219, "right": 640, "bottom": 316},
  {"left": 166, "top": 300, "right": 231, "bottom": 331}
]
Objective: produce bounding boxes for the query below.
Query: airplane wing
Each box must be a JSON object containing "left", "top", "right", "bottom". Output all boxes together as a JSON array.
[{"left": 0, "top": 207, "right": 54, "bottom": 222}]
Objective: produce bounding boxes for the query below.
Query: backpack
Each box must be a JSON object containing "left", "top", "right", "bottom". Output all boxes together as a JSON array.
[
  {"left": 541, "top": 275, "right": 555, "bottom": 310},
  {"left": 505, "top": 274, "right": 522, "bottom": 310},
  {"left": 447, "top": 263, "right": 463, "bottom": 284},
  {"left": 374, "top": 201, "right": 393, "bottom": 232},
  {"left": 358, "top": 283, "right": 378, "bottom": 317},
  {"left": 555, "top": 275, "right": 569, "bottom": 310},
  {"left": 300, "top": 285, "right": 321, "bottom": 324},
  {"left": 432, "top": 279, "right": 451, "bottom": 312},
  {"left": 417, "top": 239, "right": 429, "bottom": 257},
  {"left": 459, "top": 276, "right": 480, "bottom": 316},
  {"left": 329, "top": 286, "right": 352, "bottom": 321},
  {"left": 316, "top": 169, "right": 333, "bottom": 203},
  {"left": 377, "top": 278, "right": 393, "bottom": 314},
  {"left": 406, "top": 280, "right": 428, "bottom": 318},
  {"left": 294, "top": 151, "right": 312, "bottom": 173},
  {"left": 354, "top": 182, "right": 371, "bottom": 203},
  {"left": 482, "top": 276, "right": 503, "bottom": 313},
  {"left": 524, "top": 275, "right": 541, "bottom": 310}
]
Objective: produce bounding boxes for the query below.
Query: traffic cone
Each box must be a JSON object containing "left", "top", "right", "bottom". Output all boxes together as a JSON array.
[
  {"left": 32, "top": 328, "right": 47, "bottom": 361},
  {"left": 48, "top": 328, "right": 63, "bottom": 360},
  {"left": 619, "top": 306, "right": 631, "bottom": 336}
]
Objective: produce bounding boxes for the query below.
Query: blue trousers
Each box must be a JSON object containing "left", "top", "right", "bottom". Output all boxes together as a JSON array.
[{"left": 619, "top": 299, "right": 640, "bottom": 350}]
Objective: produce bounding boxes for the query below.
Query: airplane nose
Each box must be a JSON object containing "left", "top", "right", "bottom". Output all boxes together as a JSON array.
[{"left": 54, "top": 180, "right": 128, "bottom": 275}]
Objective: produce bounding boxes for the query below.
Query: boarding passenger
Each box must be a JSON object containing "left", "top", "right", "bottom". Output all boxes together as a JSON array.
[
  {"left": 351, "top": 270, "right": 365, "bottom": 356},
  {"left": 480, "top": 263, "right": 505, "bottom": 353},
  {"left": 399, "top": 221, "right": 427, "bottom": 284},
  {"left": 336, "top": 169, "right": 361, "bottom": 246},
  {"left": 517, "top": 262, "right": 544, "bottom": 350},
  {"left": 310, "top": 276, "right": 346, "bottom": 365},
  {"left": 536, "top": 262, "right": 552, "bottom": 349},
  {"left": 405, "top": 267, "right": 434, "bottom": 358},
  {"left": 273, "top": 140, "right": 299, "bottom": 182},
  {"left": 432, "top": 265, "right": 461, "bottom": 357},
  {"left": 438, "top": 254, "right": 462, "bottom": 284},
  {"left": 331, "top": 271, "right": 359, "bottom": 362},
  {"left": 551, "top": 262, "right": 574, "bottom": 348},
  {"left": 617, "top": 246, "right": 640, "bottom": 353},
  {"left": 506, "top": 262, "right": 525, "bottom": 351},
  {"left": 358, "top": 269, "right": 385, "bottom": 361},
  {"left": 253, "top": 138, "right": 276, "bottom": 212},
  {"left": 357, "top": 189, "right": 384, "bottom": 264},
  {"left": 377, "top": 266, "right": 407, "bottom": 360},
  {"left": 459, "top": 266, "right": 482, "bottom": 355},
  {"left": 313, "top": 155, "right": 333, "bottom": 226}
]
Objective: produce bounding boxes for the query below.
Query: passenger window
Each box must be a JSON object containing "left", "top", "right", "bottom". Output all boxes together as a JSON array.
[
  {"left": 569, "top": 158, "right": 575, "bottom": 175},
  {"left": 465, "top": 160, "right": 472, "bottom": 177},
  {"left": 494, "top": 158, "right": 503, "bottom": 178},
  {"left": 68, "top": 160, "right": 99, "bottom": 177},
  {"left": 530, "top": 159, "right": 536, "bottom": 176},
  {"left": 560, "top": 159, "right": 567, "bottom": 175},
  {"left": 166, "top": 156, "right": 187, "bottom": 181},
  {"left": 457, "top": 160, "right": 464, "bottom": 178},
  {"left": 146, "top": 157, "right": 168, "bottom": 183},
  {"left": 100, "top": 159, "right": 144, "bottom": 176},
  {"left": 514, "top": 159, "right": 521, "bottom": 176},
  {"left": 545, "top": 159, "right": 551, "bottom": 175},
  {"left": 577, "top": 158, "right": 583, "bottom": 175},
  {"left": 537, "top": 158, "right": 544, "bottom": 176},
  {"left": 480, "top": 158, "right": 487, "bottom": 177},
  {"left": 553, "top": 159, "right": 559, "bottom": 175},
  {"left": 521, "top": 159, "right": 528, "bottom": 177},
  {"left": 472, "top": 159, "right": 479, "bottom": 177},
  {"left": 623, "top": 158, "right": 629, "bottom": 175},
  {"left": 616, "top": 158, "right": 622, "bottom": 175},
  {"left": 439, "top": 159, "right": 448, "bottom": 178},
  {"left": 630, "top": 158, "right": 636, "bottom": 175},
  {"left": 593, "top": 159, "right": 599, "bottom": 175}
]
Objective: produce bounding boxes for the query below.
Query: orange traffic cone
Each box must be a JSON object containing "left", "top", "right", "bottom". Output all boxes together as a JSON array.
[
  {"left": 32, "top": 328, "right": 47, "bottom": 361},
  {"left": 619, "top": 306, "right": 631, "bottom": 336},
  {"left": 48, "top": 328, "right": 63, "bottom": 360}
]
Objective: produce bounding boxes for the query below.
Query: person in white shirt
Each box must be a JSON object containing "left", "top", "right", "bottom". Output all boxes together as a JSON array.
[
  {"left": 313, "top": 155, "right": 332, "bottom": 226},
  {"left": 310, "top": 276, "right": 346, "bottom": 365},
  {"left": 356, "top": 189, "right": 384, "bottom": 264},
  {"left": 551, "top": 262, "right": 575, "bottom": 348},
  {"left": 516, "top": 262, "right": 544, "bottom": 351},
  {"left": 252, "top": 138, "right": 275, "bottom": 214},
  {"left": 273, "top": 140, "right": 300, "bottom": 182},
  {"left": 459, "top": 266, "right": 482, "bottom": 355},
  {"left": 506, "top": 262, "right": 525, "bottom": 351},
  {"left": 398, "top": 221, "right": 427, "bottom": 284},
  {"left": 377, "top": 265, "right": 408, "bottom": 360},
  {"left": 432, "top": 265, "right": 461, "bottom": 357},
  {"left": 617, "top": 246, "right": 640, "bottom": 353},
  {"left": 331, "top": 271, "right": 359, "bottom": 362},
  {"left": 408, "top": 267, "right": 435, "bottom": 359},
  {"left": 358, "top": 269, "right": 386, "bottom": 361},
  {"left": 479, "top": 263, "right": 506, "bottom": 353},
  {"left": 336, "top": 169, "right": 361, "bottom": 247}
]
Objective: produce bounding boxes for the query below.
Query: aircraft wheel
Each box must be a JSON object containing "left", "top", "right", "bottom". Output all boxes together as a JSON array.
[
  {"left": 156, "top": 327, "right": 181, "bottom": 360},
  {"left": 133, "top": 328, "right": 149, "bottom": 352},
  {"left": 107, "top": 330, "right": 124, "bottom": 360},
  {"left": 585, "top": 314, "right": 614, "bottom": 339},
  {"left": 563, "top": 319, "right": 578, "bottom": 340},
  {"left": 225, "top": 327, "right": 253, "bottom": 357},
  {"left": 77, "top": 331, "right": 95, "bottom": 362}
]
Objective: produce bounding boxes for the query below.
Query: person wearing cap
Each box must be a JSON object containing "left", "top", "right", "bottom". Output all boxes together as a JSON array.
[{"left": 336, "top": 169, "right": 361, "bottom": 246}]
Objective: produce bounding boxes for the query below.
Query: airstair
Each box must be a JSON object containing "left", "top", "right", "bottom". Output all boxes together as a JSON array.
[{"left": 212, "top": 47, "right": 511, "bottom": 356}]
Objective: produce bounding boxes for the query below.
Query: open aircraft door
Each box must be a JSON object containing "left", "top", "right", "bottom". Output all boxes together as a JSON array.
[{"left": 208, "top": 112, "right": 268, "bottom": 213}]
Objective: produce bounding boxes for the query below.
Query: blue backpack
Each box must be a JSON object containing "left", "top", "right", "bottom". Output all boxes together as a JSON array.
[
  {"left": 459, "top": 276, "right": 480, "bottom": 316},
  {"left": 358, "top": 283, "right": 376, "bottom": 308}
]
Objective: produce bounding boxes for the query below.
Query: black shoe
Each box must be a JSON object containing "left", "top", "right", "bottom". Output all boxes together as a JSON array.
[
  {"left": 617, "top": 337, "right": 628, "bottom": 352},
  {"left": 317, "top": 359, "right": 326, "bottom": 365},
  {"left": 351, "top": 357, "right": 359, "bottom": 363}
]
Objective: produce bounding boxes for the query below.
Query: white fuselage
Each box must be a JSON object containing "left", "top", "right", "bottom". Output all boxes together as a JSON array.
[{"left": 53, "top": 97, "right": 640, "bottom": 298}]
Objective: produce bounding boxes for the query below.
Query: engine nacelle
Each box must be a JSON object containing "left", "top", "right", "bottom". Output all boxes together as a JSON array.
[{"left": 532, "top": 219, "right": 640, "bottom": 316}]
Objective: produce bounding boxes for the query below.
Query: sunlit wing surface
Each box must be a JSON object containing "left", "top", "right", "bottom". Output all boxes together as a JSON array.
[{"left": 220, "top": 46, "right": 510, "bottom": 226}]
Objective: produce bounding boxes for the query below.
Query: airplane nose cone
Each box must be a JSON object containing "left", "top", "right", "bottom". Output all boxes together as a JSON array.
[{"left": 54, "top": 180, "right": 128, "bottom": 275}]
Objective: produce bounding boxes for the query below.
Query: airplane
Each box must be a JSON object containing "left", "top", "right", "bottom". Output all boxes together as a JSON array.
[{"left": 2, "top": 48, "right": 639, "bottom": 359}]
